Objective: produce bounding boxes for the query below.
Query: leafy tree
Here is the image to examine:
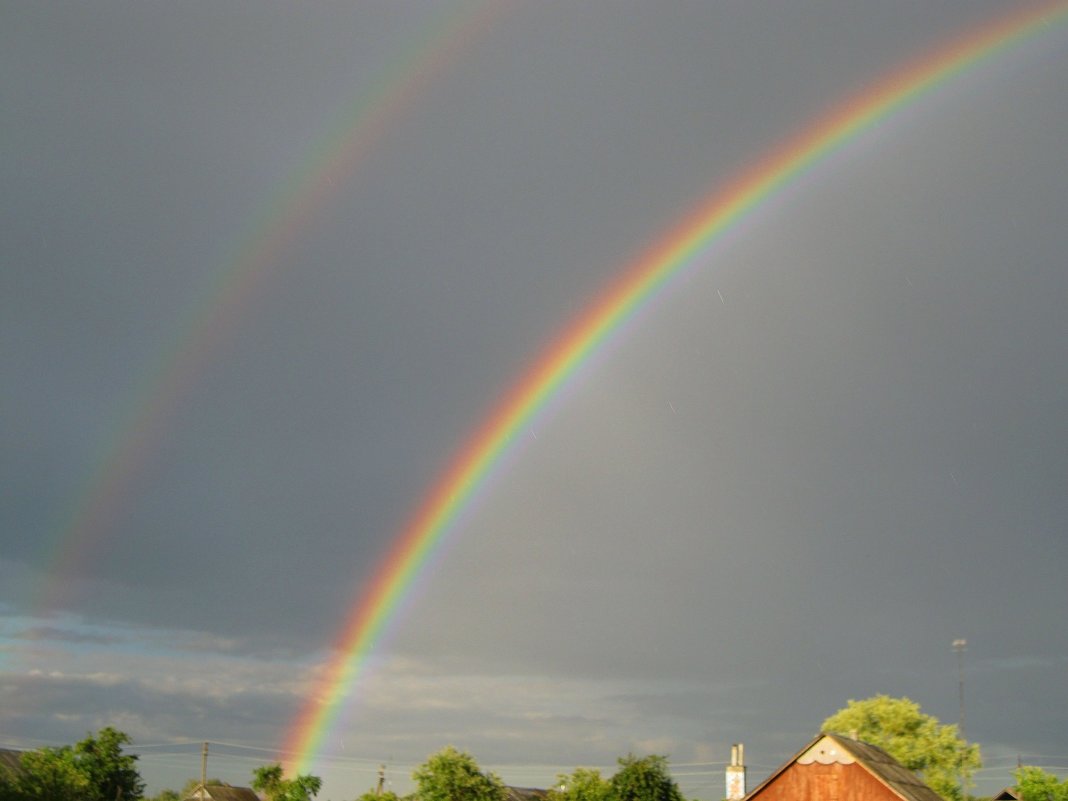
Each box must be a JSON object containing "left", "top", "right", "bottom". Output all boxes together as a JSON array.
[
  {"left": 75, "top": 726, "right": 145, "bottom": 801},
  {"left": 355, "top": 791, "right": 401, "bottom": 801},
  {"left": 251, "top": 763, "right": 322, "bottom": 801},
  {"left": 411, "top": 747, "right": 506, "bottom": 801},
  {"left": 6, "top": 746, "right": 90, "bottom": 801},
  {"left": 548, "top": 767, "right": 611, "bottom": 801},
  {"left": 608, "top": 755, "right": 684, "bottom": 801},
  {"left": 822, "top": 695, "right": 980, "bottom": 801},
  {"left": 0, "top": 728, "right": 144, "bottom": 801},
  {"left": 1014, "top": 767, "right": 1068, "bottom": 801},
  {"left": 147, "top": 790, "right": 181, "bottom": 801}
]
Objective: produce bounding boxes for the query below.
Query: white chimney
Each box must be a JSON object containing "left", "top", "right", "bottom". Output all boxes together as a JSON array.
[{"left": 726, "top": 743, "right": 747, "bottom": 801}]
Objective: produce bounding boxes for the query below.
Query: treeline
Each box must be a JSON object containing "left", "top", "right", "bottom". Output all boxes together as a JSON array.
[
  {"left": 0, "top": 734, "right": 687, "bottom": 801},
  {"left": 0, "top": 727, "right": 143, "bottom": 801},
  {"left": 0, "top": 731, "right": 319, "bottom": 801},
  {"left": 4, "top": 696, "right": 1068, "bottom": 801},
  {"left": 359, "top": 747, "right": 688, "bottom": 801}
]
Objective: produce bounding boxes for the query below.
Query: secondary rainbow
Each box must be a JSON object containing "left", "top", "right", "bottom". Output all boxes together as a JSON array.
[
  {"left": 283, "top": 0, "right": 1068, "bottom": 774},
  {"left": 36, "top": 2, "right": 504, "bottom": 615}
]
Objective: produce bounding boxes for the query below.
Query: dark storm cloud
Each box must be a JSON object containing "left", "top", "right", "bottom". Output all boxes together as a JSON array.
[
  {"left": 11, "top": 626, "right": 123, "bottom": 646},
  {"left": 1, "top": 663, "right": 297, "bottom": 748}
]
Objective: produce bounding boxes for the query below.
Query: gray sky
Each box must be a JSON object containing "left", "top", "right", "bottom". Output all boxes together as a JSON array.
[{"left": 2, "top": 2, "right": 1067, "bottom": 799}]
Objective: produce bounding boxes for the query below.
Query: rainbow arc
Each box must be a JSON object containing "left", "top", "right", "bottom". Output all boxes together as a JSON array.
[{"left": 280, "top": 0, "right": 1068, "bottom": 775}]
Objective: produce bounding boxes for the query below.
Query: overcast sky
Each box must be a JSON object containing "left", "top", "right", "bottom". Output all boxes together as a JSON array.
[{"left": 2, "top": 2, "right": 1067, "bottom": 799}]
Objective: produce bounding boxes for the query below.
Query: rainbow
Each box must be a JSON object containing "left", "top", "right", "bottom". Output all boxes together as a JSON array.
[
  {"left": 36, "top": 2, "right": 505, "bottom": 614},
  {"left": 282, "top": 0, "right": 1068, "bottom": 774}
]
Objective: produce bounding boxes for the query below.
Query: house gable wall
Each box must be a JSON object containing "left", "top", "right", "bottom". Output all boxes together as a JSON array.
[{"left": 748, "top": 760, "right": 904, "bottom": 801}]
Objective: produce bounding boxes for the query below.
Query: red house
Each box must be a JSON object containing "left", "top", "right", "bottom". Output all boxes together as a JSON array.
[{"left": 743, "top": 733, "right": 944, "bottom": 801}]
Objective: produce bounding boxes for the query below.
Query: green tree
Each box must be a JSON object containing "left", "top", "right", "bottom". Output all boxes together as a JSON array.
[
  {"left": 147, "top": 790, "right": 181, "bottom": 801},
  {"left": 75, "top": 727, "right": 145, "bottom": 801},
  {"left": 822, "top": 695, "right": 980, "bottom": 801},
  {"left": 251, "top": 763, "right": 322, "bottom": 801},
  {"left": 0, "top": 728, "right": 144, "bottom": 801},
  {"left": 608, "top": 755, "right": 684, "bottom": 801},
  {"left": 411, "top": 747, "right": 507, "bottom": 801},
  {"left": 355, "top": 791, "right": 401, "bottom": 801},
  {"left": 6, "top": 746, "right": 90, "bottom": 801},
  {"left": 548, "top": 768, "right": 611, "bottom": 801},
  {"left": 1014, "top": 767, "right": 1068, "bottom": 801}
]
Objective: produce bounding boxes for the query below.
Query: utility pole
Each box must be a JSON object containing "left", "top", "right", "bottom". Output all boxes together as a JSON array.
[
  {"left": 201, "top": 742, "right": 209, "bottom": 798},
  {"left": 953, "top": 639, "right": 967, "bottom": 798},
  {"left": 376, "top": 765, "right": 385, "bottom": 796}
]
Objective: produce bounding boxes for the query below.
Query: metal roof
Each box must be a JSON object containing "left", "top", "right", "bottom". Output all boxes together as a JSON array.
[
  {"left": 823, "top": 733, "right": 946, "bottom": 801},
  {"left": 0, "top": 749, "right": 24, "bottom": 777},
  {"left": 184, "top": 785, "right": 262, "bottom": 801},
  {"left": 743, "top": 733, "right": 945, "bottom": 801},
  {"left": 505, "top": 787, "right": 549, "bottom": 801}
]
